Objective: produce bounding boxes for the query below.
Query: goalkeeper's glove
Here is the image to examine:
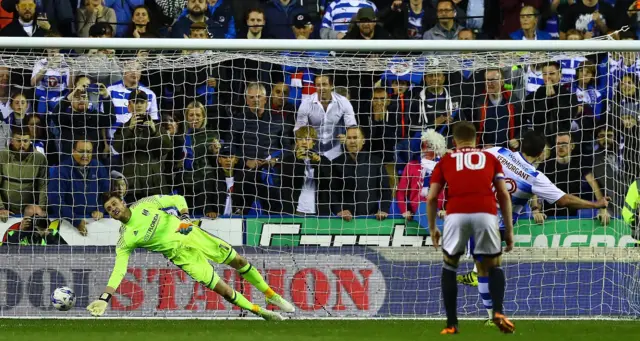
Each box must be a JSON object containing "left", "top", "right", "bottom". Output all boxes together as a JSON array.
[
  {"left": 87, "top": 293, "right": 111, "bottom": 317},
  {"left": 176, "top": 222, "right": 193, "bottom": 235}
]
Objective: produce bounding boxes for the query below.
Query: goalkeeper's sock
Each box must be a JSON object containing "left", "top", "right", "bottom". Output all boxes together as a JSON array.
[
  {"left": 478, "top": 276, "right": 494, "bottom": 319},
  {"left": 488, "top": 267, "right": 506, "bottom": 315},
  {"left": 472, "top": 264, "right": 478, "bottom": 273},
  {"left": 225, "top": 290, "right": 261, "bottom": 315},
  {"left": 442, "top": 264, "right": 458, "bottom": 327},
  {"left": 238, "top": 263, "right": 275, "bottom": 298}
]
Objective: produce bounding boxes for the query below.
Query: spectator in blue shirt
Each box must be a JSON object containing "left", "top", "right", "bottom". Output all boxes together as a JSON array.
[
  {"left": 509, "top": 6, "right": 553, "bottom": 40},
  {"left": 177, "top": 0, "right": 236, "bottom": 38},
  {"left": 264, "top": 0, "right": 305, "bottom": 39},
  {"left": 48, "top": 139, "right": 110, "bottom": 236}
]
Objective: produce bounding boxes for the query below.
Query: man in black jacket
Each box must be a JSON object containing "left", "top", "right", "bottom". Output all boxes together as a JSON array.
[
  {"left": 331, "top": 126, "right": 392, "bottom": 221},
  {"left": 54, "top": 83, "right": 115, "bottom": 156},
  {"left": 344, "top": 7, "right": 391, "bottom": 40},
  {"left": 525, "top": 62, "right": 578, "bottom": 143},
  {"left": 225, "top": 82, "right": 291, "bottom": 214},
  {"left": 0, "top": 0, "right": 50, "bottom": 37},
  {"left": 379, "top": 0, "right": 436, "bottom": 39},
  {"left": 276, "top": 126, "right": 332, "bottom": 216},
  {"left": 204, "top": 144, "right": 252, "bottom": 218},
  {"left": 227, "top": 82, "right": 291, "bottom": 163}
]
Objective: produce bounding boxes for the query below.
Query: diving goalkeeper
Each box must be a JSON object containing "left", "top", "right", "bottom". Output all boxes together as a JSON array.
[{"left": 86, "top": 193, "right": 295, "bottom": 320}]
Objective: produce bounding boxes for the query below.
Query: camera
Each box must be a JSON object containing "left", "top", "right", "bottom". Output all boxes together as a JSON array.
[
  {"left": 30, "top": 215, "right": 49, "bottom": 231},
  {"left": 86, "top": 83, "right": 100, "bottom": 93}
]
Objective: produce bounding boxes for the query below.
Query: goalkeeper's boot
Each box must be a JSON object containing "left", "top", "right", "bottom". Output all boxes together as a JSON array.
[
  {"left": 266, "top": 294, "right": 296, "bottom": 313},
  {"left": 257, "top": 308, "right": 285, "bottom": 321},
  {"left": 483, "top": 319, "right": 496, "bottom": 327},
  {"left": 456, "top": 271, "right": 478, "bottom": 287},
  {"left": 440, "top": 325, "right": 459, "bottom": 335},
  {"left": 492, "top": 312, "right": 515, "bottom": 334}
]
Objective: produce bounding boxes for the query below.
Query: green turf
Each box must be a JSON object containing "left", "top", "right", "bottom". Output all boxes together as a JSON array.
[{"left": 0, "top": 320, "right": 636, "bottom": 341}]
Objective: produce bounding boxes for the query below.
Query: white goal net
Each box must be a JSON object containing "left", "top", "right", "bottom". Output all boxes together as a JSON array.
[{"left": 0, "top": 38, "right": 639, "bottom": 318}]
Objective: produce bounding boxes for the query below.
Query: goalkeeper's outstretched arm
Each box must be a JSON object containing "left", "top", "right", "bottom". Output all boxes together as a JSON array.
[{"left": 87, "top": 247, "right": 131, "bottom": 317}]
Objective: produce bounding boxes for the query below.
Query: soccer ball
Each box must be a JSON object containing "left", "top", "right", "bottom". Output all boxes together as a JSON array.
[{"left": 51, "top": 287, "right": 76, "bottom": 311}]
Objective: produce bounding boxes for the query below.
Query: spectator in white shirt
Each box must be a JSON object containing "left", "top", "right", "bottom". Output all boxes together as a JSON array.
[{"left": 294, "top": 74, "right": 357, "bottom": 160}]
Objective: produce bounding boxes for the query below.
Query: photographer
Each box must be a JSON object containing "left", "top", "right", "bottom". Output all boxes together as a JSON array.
[
  {"left": 113, "top": 89, "right": 172, "bottom": 202},
  {"left": 3, "top": 216, "right": 65, "bottom": 246}
]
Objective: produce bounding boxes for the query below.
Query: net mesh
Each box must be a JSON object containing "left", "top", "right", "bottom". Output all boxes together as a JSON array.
[{"left": 0, "top": 38, "right": 639, "bottom": 318}]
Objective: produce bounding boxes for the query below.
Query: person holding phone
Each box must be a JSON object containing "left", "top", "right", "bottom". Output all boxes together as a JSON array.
[
  {"left": 275, "top": 126, "right": 332, "bottom": 216},
  {"left": 54, "top": 79, "right": 115, "bottom": 157},
  {"left": 112, "top": 90, "right": 172, "bottom": 203}
]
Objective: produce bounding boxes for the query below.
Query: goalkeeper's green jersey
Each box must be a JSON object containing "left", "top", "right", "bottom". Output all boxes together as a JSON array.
[{"left": 107, "top": 195, "right": 190, "bottom": 289}]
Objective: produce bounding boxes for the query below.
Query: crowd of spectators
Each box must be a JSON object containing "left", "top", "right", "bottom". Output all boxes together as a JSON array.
[{"left": 0, "top": 0, "right": 638, "bottom": 244}]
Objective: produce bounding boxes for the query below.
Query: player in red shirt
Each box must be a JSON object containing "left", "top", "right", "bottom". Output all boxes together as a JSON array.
[{"left": 427, "top": 121, "right": 515, "bottom": 334}]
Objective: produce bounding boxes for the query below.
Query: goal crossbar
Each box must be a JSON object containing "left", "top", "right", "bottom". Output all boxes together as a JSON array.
[{"left": 0, "top": 37, "right": 638, "bottom": 52}]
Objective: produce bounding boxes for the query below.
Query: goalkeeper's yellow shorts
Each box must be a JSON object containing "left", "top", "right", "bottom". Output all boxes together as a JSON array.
[{"left": 171, "top": 228, "right": 237, "bottom": 290}]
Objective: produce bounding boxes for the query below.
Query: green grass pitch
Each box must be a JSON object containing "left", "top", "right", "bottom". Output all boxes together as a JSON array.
[{"left": 0, "top": 320, "right": 636, "bottom": 341}]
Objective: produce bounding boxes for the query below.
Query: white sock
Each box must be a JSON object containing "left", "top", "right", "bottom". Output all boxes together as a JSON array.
[
  {"left": 478, "top": 276, "right": 493, "bottom": 319},
  {"left": 473, "top": 264, "right": 478, "bottom": 273}
]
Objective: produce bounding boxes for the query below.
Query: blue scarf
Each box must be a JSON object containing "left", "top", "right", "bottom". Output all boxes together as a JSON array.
[{"left": 574, "top": 83, "right": 603, "bottom": 118}]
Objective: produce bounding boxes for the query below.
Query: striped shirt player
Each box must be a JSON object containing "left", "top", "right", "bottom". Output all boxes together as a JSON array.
[
  {"left": 486, "top": 147, "right": 565, "bottom": 225},
  {"left": 427, "top": 122, "right": 516, "bottom": 334},
  {"left": 458, "top": 132, "right": 609, "bottom": 331},
  {"left": 31, "top": 59, "right": 71, "bottom": 114},
  {"left": 460, "top": 144, "right": 564, "bottom": 326},
  {"left": 321, "top": 0, "right": 376, "bottom": 37},
  {"left": 106, "top": 81, "right": 159, "bottom": 142}
]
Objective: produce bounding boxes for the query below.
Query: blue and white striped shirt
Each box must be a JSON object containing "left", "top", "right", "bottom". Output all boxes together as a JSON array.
[
  {"left": 487, "top": 147, "right": 565, "bottom": 227},
  {"left": 558, "top": 56, "right": 587, "bottom": 84},
  {"left": 525, "top": 56, "right": 586, "bottom": 95},
  {"left": 32, "top": 59, "right": 71, "bottom": 114},
  {"left": 321, "top": 0, "right": 377, "bottom": 34},
  {"left": 106, "top": 81, "right": 159, "bottom": 138},
  {"left": 574, "top": 84, "right": 604, "bottom": 118}
]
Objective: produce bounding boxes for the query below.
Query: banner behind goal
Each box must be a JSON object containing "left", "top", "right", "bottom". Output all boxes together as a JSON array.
[{"left": 0, "top": 38, "right": 639, "bottom": 318}]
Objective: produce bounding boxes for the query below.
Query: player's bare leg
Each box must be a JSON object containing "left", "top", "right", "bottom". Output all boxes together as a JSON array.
[
  {"left": 475, "top": 261, "right": 495, "bottom": 327},
  {"left": 480, "top": 256, "right": 514, "bottom": 333},
  {"left": 228, "top": 254, "right": 295, "bottom": 313},
  {"left": 212, "top": 278, "right": 284, "bottom": 321},
  {"left": 440, "top": 253, "right": 460, "bottom": 335}
]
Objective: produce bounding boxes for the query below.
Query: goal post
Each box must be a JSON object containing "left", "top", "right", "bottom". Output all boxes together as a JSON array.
[{"left": 0, "top": 37, "right": 638, "bottom": 319}]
